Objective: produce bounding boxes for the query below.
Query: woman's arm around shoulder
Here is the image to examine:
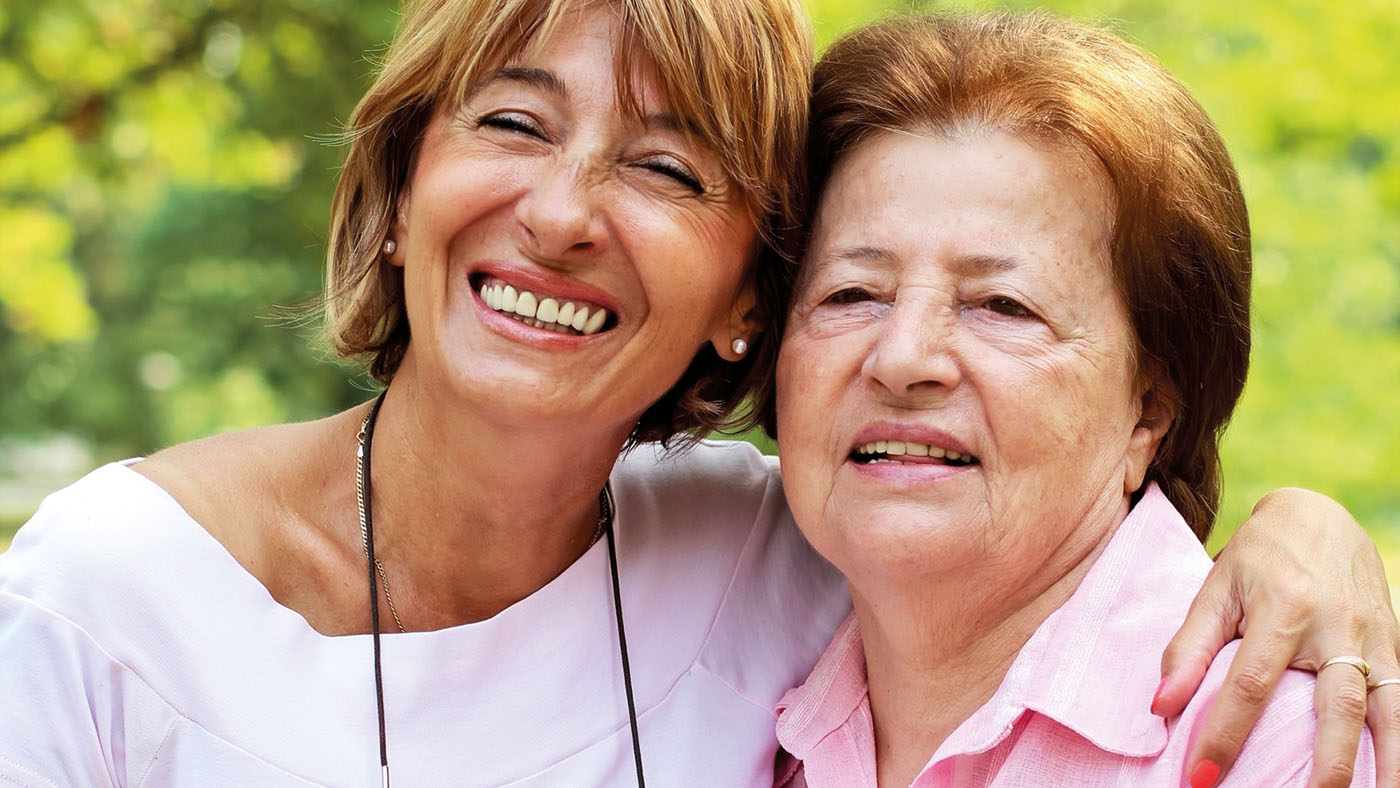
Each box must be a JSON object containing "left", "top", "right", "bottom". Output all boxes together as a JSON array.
[
  {"left": 1157, "top": 487, "right": 1398, "bottom": 787},
  {"left": 1181, "top": 646, "right": 1377, "bottom": 788}
]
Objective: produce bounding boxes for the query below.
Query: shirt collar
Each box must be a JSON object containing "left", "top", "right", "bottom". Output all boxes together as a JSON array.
[
  {"left": 776, "top": 612, "right": 867, "bottom": 759},
  {"left": 776, "top": 484, "right": 1214, "bottom": 765}
]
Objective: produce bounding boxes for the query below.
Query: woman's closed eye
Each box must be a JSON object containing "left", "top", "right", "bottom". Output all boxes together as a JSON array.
[
  {"left": 476, "top": 111, "right": 548, "bottom": 140},
  {"left": 634, "top": 155, "right": 704, "bottom": 195}
]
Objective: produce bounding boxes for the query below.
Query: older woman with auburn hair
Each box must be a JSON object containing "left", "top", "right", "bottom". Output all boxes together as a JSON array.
[
  {"left": 774, "top": 11, "right": 1385, "bottom": 788},
  {"left": 0, "top": 0, "right": 1395, "bottom": 786}
]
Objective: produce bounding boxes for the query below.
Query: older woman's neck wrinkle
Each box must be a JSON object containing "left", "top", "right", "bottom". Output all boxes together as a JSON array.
[{"left": 853, "top": 494, "right": 1129, "bottom": 787}]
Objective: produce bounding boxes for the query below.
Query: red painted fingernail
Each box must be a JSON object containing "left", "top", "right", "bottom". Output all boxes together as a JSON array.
[
  {"left": 1150, "top": 676, "right": 1169, "bottom": 715},
  {"left": 1188, "top": 759, "right": 1220, "bottom": 788}
]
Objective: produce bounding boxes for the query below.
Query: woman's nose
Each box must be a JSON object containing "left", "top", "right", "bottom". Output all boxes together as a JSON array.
[
  {"left": 515, "top": 160, "right": 610, "bottom": 261},
  {"left": 862, "top": 300, "right": 962, "bottom": 400}
]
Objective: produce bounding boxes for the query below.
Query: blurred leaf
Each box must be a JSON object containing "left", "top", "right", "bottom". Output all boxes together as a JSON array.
[{"left": 0, "top": 0, "right": 1394, "bottom": 550}]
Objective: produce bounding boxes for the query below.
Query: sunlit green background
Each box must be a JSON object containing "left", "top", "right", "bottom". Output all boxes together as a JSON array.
[{"left": 1, "top": 0, "right": 1397, "bottom": 571}]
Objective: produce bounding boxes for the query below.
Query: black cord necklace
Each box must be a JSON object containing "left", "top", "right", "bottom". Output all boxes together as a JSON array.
[{"left": 355, "top": 392, "right": 645, "bottom": 787}]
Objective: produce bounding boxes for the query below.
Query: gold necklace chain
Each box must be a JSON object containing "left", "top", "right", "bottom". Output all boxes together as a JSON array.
[{"left": 356, "top": 406, "right": 611, "bottom": 634}]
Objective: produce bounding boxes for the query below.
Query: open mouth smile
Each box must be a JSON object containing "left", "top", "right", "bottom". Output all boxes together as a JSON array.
[
  {"left": 472, "top": 274, "right": 617, "bottom": 336},
  {"left": 849, "top": 440, "right": 979, "bottom": 467}
]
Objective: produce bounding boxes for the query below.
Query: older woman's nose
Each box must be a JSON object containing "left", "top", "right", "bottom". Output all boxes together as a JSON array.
[
  {"left": 861, "top": 301, "right": 962, "bottom": 400},
  {"left": 515, "top": 161, "right": 610, "bottom": 261}
]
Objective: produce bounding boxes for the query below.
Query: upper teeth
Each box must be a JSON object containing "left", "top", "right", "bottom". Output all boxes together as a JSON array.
[
  {"left": 480, "top": 281, "right": 609, "bottom": 335},
  {"left": 855, "top": 441, "right": 970, "bottom": 461}
]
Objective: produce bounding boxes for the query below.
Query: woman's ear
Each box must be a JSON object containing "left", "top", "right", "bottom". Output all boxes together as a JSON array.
[
  {"left": 711, "top": 280, "right": 764, "bottom": 362},
  {"left": 1125, "top": 370, "right": 1177, "bottom": 494}
]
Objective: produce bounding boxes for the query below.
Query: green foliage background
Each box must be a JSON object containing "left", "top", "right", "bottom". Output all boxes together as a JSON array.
[{"left": 1, "top": 0, "right": 1397, "bottom": 554}]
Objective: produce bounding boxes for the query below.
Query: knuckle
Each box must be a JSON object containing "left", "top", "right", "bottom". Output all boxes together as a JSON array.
[
  {"left": 1318, "top": 758, "right": 1355, "bottom": 788},
  {"left": 1228, "top": 668, "right": 1276, "bottom": 708},
  {"left": 1273, "top": 582, "right": 1317, "bottom": 620},
  {"left": 1322, "top": 682, "right": 1369, "bottom": 721},
  {"left": 1335, "top": 601, "right": 1367, "bottom": 640}
]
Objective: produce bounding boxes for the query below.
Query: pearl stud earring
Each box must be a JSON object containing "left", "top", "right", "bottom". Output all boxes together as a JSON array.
[
  {"left": 731, "top": 338, "right": 748, "bottom": 357},
  {"left": 382, "top": 238, "right": 397, "bottom": 255}
]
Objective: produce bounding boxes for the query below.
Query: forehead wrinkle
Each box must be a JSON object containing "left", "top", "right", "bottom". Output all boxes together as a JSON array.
[
  {"left": 639, "top": 111, "right": 707, "bottom": 143},
  {"left": 490, "top": 66, "right": 569, "bottom": 100}
]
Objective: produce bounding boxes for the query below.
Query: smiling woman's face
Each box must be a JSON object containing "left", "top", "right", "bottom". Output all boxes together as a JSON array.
[
  {"left": 776, "top": 130, "right": 1166, "bottom": 584},
  {"left": 390, "top": 3, "right": 757, "bottom": 434}
]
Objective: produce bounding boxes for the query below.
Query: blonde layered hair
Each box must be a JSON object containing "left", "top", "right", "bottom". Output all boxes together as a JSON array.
[{"left": 324, "top": 0, "right": 813, "bottom": 443}]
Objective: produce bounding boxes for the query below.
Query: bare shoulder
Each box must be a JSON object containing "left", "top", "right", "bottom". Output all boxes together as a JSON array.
[
  {"left": 134, "top": 418, "right": 334, "bottom": 545},
  {"left": 131, "top": 409, "right": 369, "bottom": 633}
]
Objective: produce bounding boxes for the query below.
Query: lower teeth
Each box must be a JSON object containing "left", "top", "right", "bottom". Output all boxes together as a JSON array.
[
  {"left": 857, "top": 454, "right": 970, "bottom": 466},
  {"left": 505, "top": 311, "right": 579, "bottom": 335}
]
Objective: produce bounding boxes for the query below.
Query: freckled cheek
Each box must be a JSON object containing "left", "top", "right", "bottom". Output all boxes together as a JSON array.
[
  {"left": 979, "top": 356, "right": 1127, "bottom": 476},
  {"left": 617, "top": 208, "right": 751, "bottom": 321},
  {"left": 777, "top": 346, "right": 827, "bottom": 442},
  {"left": 777, "top": 335, "right": 862, "bottom": 463}
]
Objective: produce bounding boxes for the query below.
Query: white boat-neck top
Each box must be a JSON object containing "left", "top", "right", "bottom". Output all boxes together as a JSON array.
[{"left": 0, "top": 440, "right": 850, "bottom": 787}]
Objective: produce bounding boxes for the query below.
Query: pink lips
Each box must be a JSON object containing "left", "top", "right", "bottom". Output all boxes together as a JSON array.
[
  {"left": 846, "top": 421, "right": 978, "bottom": 485},
  {"left": 850, "top": 458, "right": 973, "bottom": 484},
  {"left": 472, "top": 262, "right": 621, "bottom": 316},
  {"left": 470, "top": 262, "right": 620, "bottom": 348},
  {"left": 473, "top": 290, "right": 608, "bottom": 348},
  {"left": 849, "top": 422, "right": 975, "bottom": 459}
]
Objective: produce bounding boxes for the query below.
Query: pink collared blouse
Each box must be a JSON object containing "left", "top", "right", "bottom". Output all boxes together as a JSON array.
[{"left": 775, "top": 484, "right": 1376, "bottom": 787}]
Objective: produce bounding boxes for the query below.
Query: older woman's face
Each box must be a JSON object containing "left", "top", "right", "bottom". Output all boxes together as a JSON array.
[
  {"left": 776, "top": 131, "right": 1164, "bottom": 582},
  {"left": 391, "top": 3, "right": 755, "bottom": 431}
]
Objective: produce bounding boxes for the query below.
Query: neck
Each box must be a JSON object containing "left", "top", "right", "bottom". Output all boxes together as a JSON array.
[
  {"left": 854, "top": 500, "right": 1127, "bottom": 788},
  {"left": 360, "top": 356, "right": 634, "bottom": 628}
]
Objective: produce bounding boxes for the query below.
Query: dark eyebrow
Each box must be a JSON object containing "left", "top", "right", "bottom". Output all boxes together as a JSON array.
[
  {"left": 490, "top": 66, "right": 568, "bottom": 99},
  {"left": 801, "top": 245, "right": 897, "bottom": 283},
  {"left": 951, "top": 254, "right": 1021, "bottom": 274},
  {"left": 827, "top": 245, "right": 898, "bottom": 266}
]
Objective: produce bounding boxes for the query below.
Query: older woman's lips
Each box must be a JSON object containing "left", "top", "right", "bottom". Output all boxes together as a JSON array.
[
  {"left": 852, "top": 440, "right": 975, "bottom": 464},
  {"left": 847, "top": 440, "right": 978, "bottom": 482}
]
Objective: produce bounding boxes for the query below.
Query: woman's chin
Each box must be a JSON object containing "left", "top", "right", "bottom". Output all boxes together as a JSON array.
[{"left": 803, "top": 498, "right": 991, "bottom": 581}]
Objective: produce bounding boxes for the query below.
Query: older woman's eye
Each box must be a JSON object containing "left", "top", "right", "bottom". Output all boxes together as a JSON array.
[
  {"left": 636, "top": 156, "right": 704, "bottom": 195},
  {"left": 985, "top": 297, "right": 1033, "bottom": 318},
  {"left": 477, "top": 112, "right": 547, "bottom": 139}
]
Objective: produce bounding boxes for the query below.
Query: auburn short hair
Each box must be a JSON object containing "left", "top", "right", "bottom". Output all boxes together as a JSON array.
[
  {"left": 758, "top": 11, "right": 1251, "bottom": 538},
  {"left": 323, "top": 0, "right": 813, "bottom": 444}
]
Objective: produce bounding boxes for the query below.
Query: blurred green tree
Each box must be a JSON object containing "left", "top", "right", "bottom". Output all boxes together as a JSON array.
[
  {"left": 0, "top": 0, "right": 395, "bottom": 456},
  {"left": 1, "top": 0, "right": 1396, "bottom": 546}
]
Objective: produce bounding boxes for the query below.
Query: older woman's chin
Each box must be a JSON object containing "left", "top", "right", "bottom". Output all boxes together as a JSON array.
[{"left": 795, "top": 506, "right": 998, "bottom": 587}]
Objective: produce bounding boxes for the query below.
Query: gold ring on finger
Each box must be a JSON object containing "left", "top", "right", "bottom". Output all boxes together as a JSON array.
[
  {"left": 1367, "top": 678, "right": 1400, "bottom": 693},
  {"left": 1319, "top": 655, "right": 1372, "bottom": 680}
]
